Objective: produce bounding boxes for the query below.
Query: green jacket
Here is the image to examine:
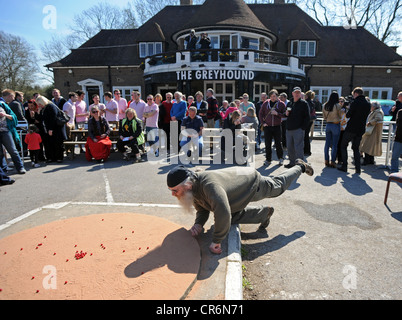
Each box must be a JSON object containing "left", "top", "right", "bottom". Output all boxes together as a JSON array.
[
  {"left": 120, "top": 117, "right": 145, "bottom": 145},
  {"left": 192, "top": 167, "right": 261, "bottom": 244}
]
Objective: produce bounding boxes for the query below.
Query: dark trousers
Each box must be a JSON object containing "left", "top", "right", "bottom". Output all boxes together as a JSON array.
[
  {"left": 337, "top": 130, "right": 345, "bottom": 163},
  {"left": 116, "top": 139, "right": 140, "bottom": 155},
  {"left": 340, "top": 131, "right": 362, "bottom": 171},
  {"left": 263, "top": 125, "right": 283, "bottom": 161},
  {"left": 161, "top": 123, "right": 170, "bottom": 150},
  {"left": 281, "top": 120, "right": 287, "bottom": 148},
  {"left": 304, "top": 120, "right": 314, "bottom": 154},
  {"left": 29, "top": 149, "right": 40, "bottom": 163},
  {"left": 46, "top": 135, "right": 64, "bottom": 161}
]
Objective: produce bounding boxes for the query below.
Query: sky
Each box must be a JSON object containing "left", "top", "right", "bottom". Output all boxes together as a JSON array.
[{"left": 0, "top": 0, "right": 130, "bottom": 85}]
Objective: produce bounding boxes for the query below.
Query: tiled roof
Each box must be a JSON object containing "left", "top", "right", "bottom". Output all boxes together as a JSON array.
[{"left": 47, "top": 1, "right": 402, "bottom": 68}]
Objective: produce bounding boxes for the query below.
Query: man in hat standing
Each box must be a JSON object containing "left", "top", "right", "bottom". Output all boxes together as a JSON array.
[
  {"left": 167, "top": 160, "right": 314, "bottom": 254},
  {"left": 284, "top": 87, "right": 311, "bottom": 168}
]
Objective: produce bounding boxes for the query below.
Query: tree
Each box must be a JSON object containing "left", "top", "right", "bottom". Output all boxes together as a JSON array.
[
  {"left": 41, "top": 1, "right": 139, "bottom": 66},
  {"left": 301, "top": 0, "right": 401, "bottom": 45},
  {"left": 67, "top": 1, "right": 138, "bottom": 46},
  {"left": 0, "top": 31, "right": 39, "bottom": 90}
]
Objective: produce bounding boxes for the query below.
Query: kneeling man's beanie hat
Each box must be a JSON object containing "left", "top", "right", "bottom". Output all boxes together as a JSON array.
[{"left": 167, "top": 166, "right": 193, "bottom": 188}]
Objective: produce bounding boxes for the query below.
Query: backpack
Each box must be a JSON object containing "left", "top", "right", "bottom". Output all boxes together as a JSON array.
[{"left": 56, "top": 109, "right": 70, "bottom": 126}]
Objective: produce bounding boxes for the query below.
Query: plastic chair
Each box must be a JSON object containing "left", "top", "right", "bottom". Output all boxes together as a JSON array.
[{"left": 384, "top": 172, "right": 402, "bottom": 205}]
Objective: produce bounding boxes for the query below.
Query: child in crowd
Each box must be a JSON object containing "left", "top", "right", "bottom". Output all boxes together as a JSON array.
[{"left": 24, "top": 124, "right": 42, "bottom": 168}]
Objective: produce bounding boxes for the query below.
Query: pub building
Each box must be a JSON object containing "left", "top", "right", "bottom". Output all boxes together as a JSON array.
[{"left": 47, "top": 0, "right": 402, "bottom": 106}]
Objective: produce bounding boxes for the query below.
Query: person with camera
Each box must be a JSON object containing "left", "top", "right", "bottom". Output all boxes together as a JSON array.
[
  {"left": 185, "top": 29, "right": 198, "bottom": 50},
  {"left": 338, "top": 87, "right": 371, "bottom": 174},
  {"left": 284, "top": 87, "right": 310, "bottom": 168},
  {"left": 199, "top": 33, "right": 211, "bottom": 49}
]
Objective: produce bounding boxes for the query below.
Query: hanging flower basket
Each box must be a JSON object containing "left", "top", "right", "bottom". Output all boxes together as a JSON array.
[{"left": 219, "top": 52, "right": 235, "bottom": 61}]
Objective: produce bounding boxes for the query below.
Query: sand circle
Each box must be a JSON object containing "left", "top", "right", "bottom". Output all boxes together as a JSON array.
[{"left": 0, "top": 213, "right": 200, "bottom": 300}]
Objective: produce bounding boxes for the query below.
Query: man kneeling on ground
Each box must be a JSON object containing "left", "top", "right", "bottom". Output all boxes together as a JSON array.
[{"left": 167, "top": 160, "right": 314, "bottom": 254}]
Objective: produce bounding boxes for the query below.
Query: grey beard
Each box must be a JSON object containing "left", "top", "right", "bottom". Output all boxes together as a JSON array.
[{"left": 177, "top": 190, "right": 194, "bottom": 214}]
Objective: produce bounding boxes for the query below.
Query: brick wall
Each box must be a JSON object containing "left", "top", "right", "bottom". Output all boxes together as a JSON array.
[{"left": 53, "top": 67, "right": 145, "bottom": 98}]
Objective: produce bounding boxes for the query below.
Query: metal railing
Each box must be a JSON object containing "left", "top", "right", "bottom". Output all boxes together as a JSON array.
[{"left": 145, "top": 48, "right": 295, "bottom": 67}]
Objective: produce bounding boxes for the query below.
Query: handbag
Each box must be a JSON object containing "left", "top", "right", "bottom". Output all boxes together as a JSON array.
[
  {"left": 364, "top": 125, "right": 374, "bottom": 136},
  {"left": 56, "top": 109, "right": 70, "bottom": 126}
]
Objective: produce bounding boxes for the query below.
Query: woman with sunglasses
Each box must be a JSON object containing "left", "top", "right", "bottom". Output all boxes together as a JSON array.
[
  {"left": 143, "top": 95, "right": 160, "bottom": 156},
  {"left": 85, "top": 105, "right": 112, "bottom": 163}
]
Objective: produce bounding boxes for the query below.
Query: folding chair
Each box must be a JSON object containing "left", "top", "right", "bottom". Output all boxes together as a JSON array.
[{"left": 384, "top": 172, "right": 402, "bottom": 205}]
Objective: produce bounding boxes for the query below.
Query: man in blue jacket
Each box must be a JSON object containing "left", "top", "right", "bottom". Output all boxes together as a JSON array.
[{"left": 171, "top": 91, "right": 188, "bottom": 149}]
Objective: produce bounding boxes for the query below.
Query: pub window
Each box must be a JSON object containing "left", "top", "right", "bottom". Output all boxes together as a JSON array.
[
  {"left": 310, "top": 86, "right": 342, "bottom": 104},
  {"left": 139, "top": 42, "right": 163, "bottom": 58},
  {"left": 241, "top": 37, "right": 259, "bottom": 50},
  {"left": 291, "top": 40, "right": 316, "bottom": 57},
  {"left": 363, "top": 87, "right": 393, "bottom": 100}
]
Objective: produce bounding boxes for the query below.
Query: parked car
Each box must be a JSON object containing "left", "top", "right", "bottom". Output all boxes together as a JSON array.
[
  {"left": 372, "top": 99, "right": 395, "bottom": 121},
  {"left": 371, "top": 99, "right": 396, "bottom": 136}
]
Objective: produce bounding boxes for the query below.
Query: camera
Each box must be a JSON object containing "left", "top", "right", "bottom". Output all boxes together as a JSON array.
[{"left": 344, "top": 95, "right": 354, "bottom": 107}]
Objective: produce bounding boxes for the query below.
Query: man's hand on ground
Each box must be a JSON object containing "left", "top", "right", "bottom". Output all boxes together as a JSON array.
[{"left": 209, "top": 242, "right": 222, "bottom": 254}]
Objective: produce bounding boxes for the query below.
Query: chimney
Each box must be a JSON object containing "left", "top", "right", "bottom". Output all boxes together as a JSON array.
[
  {"left": 274, "top": 0, "right": 285, "bottom": 3},
  {"left": 180, "top": 0, "right": 193, "bottom": 5}
]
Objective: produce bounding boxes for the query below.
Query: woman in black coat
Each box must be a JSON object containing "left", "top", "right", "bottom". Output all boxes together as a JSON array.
[{"left": 36, "top": 96, "right": 67, "bottom": 163}]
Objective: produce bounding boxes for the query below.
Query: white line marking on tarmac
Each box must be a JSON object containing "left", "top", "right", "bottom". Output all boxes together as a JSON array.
[
  {"left": 100, "top": 164, "right": 114, "bottom": 203},
  {"left": 0, "top": 202, "right": 181, "bottom": 232}
]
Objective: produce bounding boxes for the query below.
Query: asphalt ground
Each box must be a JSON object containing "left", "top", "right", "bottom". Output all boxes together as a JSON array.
[{"left": 1, "top": 139, "right": 401, "bottom": 300}]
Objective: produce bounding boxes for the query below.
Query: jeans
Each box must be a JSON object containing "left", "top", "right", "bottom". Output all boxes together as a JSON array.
[
  {"left": 0, "top": 131, "right": 25, "bottom": 172},
  {"left": 391, "top": 141, "right": 402, "bottom": 172},
  {"left": 324, "top": 123, "right": 341, "bottom": 162}
]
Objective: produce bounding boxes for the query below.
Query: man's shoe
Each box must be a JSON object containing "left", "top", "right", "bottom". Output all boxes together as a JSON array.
[
  {"left": 4, "top": 179, "right": 15, "bottom": 185},
  {"left": 284, "top": 163, "right": 294, "bottom": 169},
  {"left": 295, "top": 159, "right": 314, "bottom": 176},
  {"left": 337, "top": 166, "right": 347, "bottom": 173},
  {"left": 278, "top": 158, "right": 284, "bottom": 166},
  {"left": 17, "top": 168, "right": 26, "bottom": 174},
  {"left": 263, "top": 160, "right": 271, "bottom": 166},
  {"left": 258, "top": 207, "right": 274, "bottom": 231}
]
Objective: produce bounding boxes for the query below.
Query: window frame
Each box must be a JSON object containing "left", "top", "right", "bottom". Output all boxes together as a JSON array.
[
  {"left": 310, "top": 86, "right": 342, "bottom": 104},
  {"left": 139, "top": 42, "right": 163, "bottom": 58},
  {"left": 291, "top": 40, "right": 316, "bottom": 57},
  {"left": 363, "top": 87, "right": 393, "bottom": 100}
]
